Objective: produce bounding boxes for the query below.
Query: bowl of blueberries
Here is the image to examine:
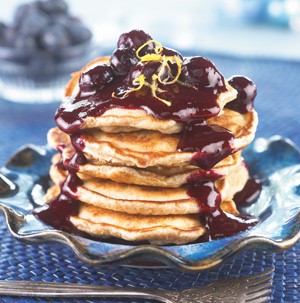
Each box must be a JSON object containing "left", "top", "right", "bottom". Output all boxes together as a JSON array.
[{"left": 0, "top": 0, "right": 94, "bottom": 103}]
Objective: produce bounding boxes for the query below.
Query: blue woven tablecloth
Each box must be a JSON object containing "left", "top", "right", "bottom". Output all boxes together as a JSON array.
[{"left": 0, "top": 53, "right": 299, "bottom": 302}]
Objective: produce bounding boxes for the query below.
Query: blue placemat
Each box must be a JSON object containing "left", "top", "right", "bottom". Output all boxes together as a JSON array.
[
  {"left": 0, "top": 53, "right": 299, "bottom": 302},
  {"left": 0, "top": 215, "right": 299, "bottom": 303}
]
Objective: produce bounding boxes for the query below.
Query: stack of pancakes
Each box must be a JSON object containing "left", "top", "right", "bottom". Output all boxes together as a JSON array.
[{"left": 45, "top": 57, "right": 258, "bottom": 245}]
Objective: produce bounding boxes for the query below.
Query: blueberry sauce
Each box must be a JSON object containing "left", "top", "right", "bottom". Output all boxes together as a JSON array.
[
  {"left": 186, "top": 169, "right": 223, "bottom": 184},
  {"left": 55, "top": 143, "right": 66, "bottom": 170},
  {"left": 64, "top": 151, "right": 87, "bottom": 172},
  {"left": 205, "top": 210, "right": 258, "bottom": 240},
  {"left": 186, "top": 178, "right": 258, "bottom": 240},
  {"left": 70, "top": 133, "right": 86, "bottom": 152},
  {"left": 34, "top": 193, "right": 79, "bottom": 233},
  {"left": 35, "top": 139, "right": 87, "bottom": 231},
  {"left": 226, "top": 76, "right": 257, "bottom": 114},
  {"left": 36, "top": 30, "right": 260, "bottom": 242},
  {"left": 34, "top": 173, "right": 82, "bottom": 233},
  {"left": 178, "top": 119, "right": 234, "bottom": 170},
  {"left": 234, "top": 178, "right": 262, "bottom": 206},
  {"left": 55, "top": 77, "right": 223, "bottom": 134}
]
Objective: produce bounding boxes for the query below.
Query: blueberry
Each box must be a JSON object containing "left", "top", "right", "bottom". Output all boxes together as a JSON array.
[
  {"left": 2, "top": 26, "right": 16, "bottom": 47},
  {"left": 117, "top": 30, "right": 153, "bottom": 53},
  {"left": 161, "top": 47, "right": 183, "bottom": 79},
  {"left": 66, "top": 24, "right": 92, "bottom": 44},
  {"left": 180, "top": 57, "right": 226, "bottom": 91},
  {"left": 128, "top": 61, "right": 162, "bottom": 85},
  {"left": 38, "top": 0, "right": 68, "bottom": 15},
  {"left": 51, "top": 15, "right": 80, "bottom": 27},
  {"left": 0, "top": 22, "right": 6, "bottom": 39},
  {"left": 110, "top": 48, "right": 138, "bottom": 76},
  {"left": 67, "top": 16, "right": 81, "bottom": 24},
  {"left": 162, "top": 47, "right": 183, "bottom": 60},
  {"left": 79, "top": 65, "right": 114, "bottom": 92},
  {"left": 14, "top": 33, "right": 38, "bottom": 50},
  {"left": 128, "top": 63, "right": 143, "bottom": 84},
  {"left": 18, "top": 8, "right": 49, "bottom": 36},
  {"left": 49, "top": 15, "right": 91, "bottom": 45},
  {"left": 40, "top": 24, "right": 71, "bottom": 51},
  {"left": 13, "top": 3, "right": 31, "bottom": 29}
]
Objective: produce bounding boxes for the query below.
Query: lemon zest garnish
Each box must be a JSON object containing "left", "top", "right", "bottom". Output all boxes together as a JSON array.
[
  {"left": 157, "top": 55, "right": 182, "bottom": 85},
  {"left": 150, "top": 74, "right": 171, "bottom": 106},
  {"left": 151, "top": 74, "right": 158, "bottom": 96},
  {"left": 155, "top": 96, "right": 172, "bottom": 106},
  {"left": 139, "top": 53, "right": 162, "bottom": 62},
  {"left": 136, "top": 39, "right": 163, "bottom": 60},
  {"left": 112, "top": 39, "right": 183, "bottom": 106},
  {"left": 132, "top": 74, "right": 146, "bottom": 91}
]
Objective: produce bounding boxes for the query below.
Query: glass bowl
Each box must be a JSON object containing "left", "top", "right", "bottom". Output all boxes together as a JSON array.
[{"left": 0, "top": 39, "right": 97, "bottom": 103}]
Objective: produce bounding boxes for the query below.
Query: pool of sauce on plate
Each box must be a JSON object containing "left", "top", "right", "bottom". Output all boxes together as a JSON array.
[
  {"left": 234, "top": 178, "right": 262, "bottom": 206},
  {"left": 35, "top": 35, "right": 260, "bottom": 242}
]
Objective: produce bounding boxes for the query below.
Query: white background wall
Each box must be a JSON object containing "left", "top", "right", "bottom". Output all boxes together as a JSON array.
[{"left": 1, "top": 0, "right": 300, "bottom": 59}]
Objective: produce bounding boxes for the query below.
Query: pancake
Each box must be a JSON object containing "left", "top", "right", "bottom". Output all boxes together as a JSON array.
[
  {"left": 63, "top": 57, "right": 238, "bottom": 135},
  {"left": 70, "top": 203, "right": 206, "bottom": 245},
  {"left": 48, "top": 161, "right": 246, "bottom": 215},
  {"left": 44, "top": 184, "right": 206, "bottom": 245},
  {"left": 44, "top": 186, "right": 238, "bottom": 245},
  {"left": 77, "top": 109, "right": 257, "bottom": 168},
  {"left": 76, "top": 152, "right": 242, "bottom": 187},
  {"left": 48, "top": 128, "right": 243, "bottom": 187},
  {"left": 48, "top": 107, "right": 257, "bottom": 171}
]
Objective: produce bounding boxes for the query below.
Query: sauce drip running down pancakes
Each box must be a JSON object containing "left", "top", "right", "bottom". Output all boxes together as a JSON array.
[{"left": 35, "top": 30, "right": 260, "bottom": 244}]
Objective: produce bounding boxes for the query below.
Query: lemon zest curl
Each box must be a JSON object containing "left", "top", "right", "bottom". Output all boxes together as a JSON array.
[{"left": 116, "top": 39, "right": 183, "bottom": 106}]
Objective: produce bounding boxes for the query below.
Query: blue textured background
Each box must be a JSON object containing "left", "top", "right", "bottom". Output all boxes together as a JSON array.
[{"left": 0, "top": 53, "right": 299, "bottom": 302}]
